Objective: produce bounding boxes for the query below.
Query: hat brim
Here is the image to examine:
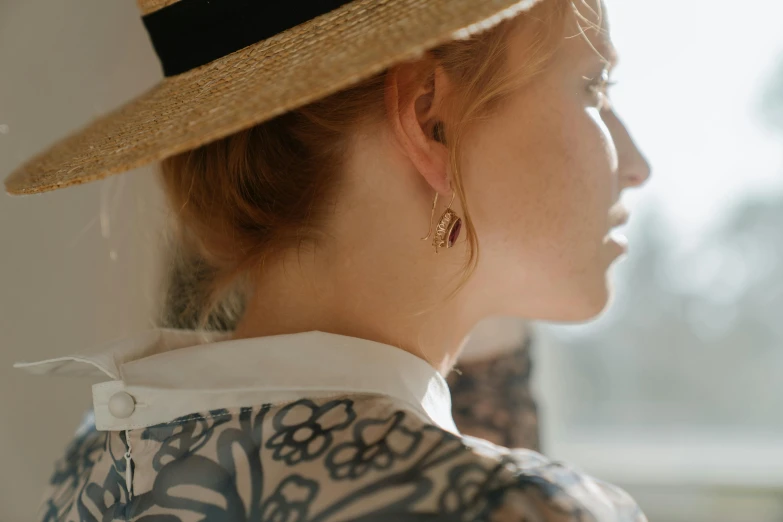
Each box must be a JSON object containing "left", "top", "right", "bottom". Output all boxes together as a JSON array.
[{"left": 4, "top": 0, "right": 543, "bottom": 195}]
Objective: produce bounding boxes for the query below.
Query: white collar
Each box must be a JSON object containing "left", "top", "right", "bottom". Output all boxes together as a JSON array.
[{"left": 15, "top": 329, "right": 459, "bottom": 435}]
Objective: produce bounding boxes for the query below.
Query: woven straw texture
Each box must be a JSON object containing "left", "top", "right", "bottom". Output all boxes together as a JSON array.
[
  {"left": 138, "top": 0, "right": 180, "bottom": 16},
  {"left": 5, "top": 0, "right": 543, "bottom": 195}
]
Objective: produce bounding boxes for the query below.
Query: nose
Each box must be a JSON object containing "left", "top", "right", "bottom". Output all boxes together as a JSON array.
[
  {"left": 622, "top": 146, "right": 652, "bottom": 189},
  {"left": 605, "top": 110, "right": 652, "bottom": 189}
]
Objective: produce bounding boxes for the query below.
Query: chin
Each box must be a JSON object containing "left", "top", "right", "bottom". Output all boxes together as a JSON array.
[
  {"left": 480, "top": 271, "right": 613, "bottom": 323},
  {"left": 570, "top": 278, "right": 613, "bottom": 322},
  {"left": 538, "top": 277, "right": 613, "bottom": 323}
]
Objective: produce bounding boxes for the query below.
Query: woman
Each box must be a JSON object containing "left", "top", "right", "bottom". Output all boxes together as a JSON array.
[{"left": 8, "top": 0, "right": 651, "bottom": 519}]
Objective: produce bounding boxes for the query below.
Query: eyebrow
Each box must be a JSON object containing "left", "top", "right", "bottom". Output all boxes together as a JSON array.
[
  {"left": 605, "top": 46, "right": 619, "bottom": 70},
  {"left": 596, "top": 42, "right": 619, "bottom": 71},
  {"left": 581, "top": 35, "right": 619, "bottom": 71}
]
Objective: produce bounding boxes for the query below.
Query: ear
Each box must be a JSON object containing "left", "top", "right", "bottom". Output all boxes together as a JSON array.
[{"left": 385, "top": 60, "right": 452, "bottom": 195}]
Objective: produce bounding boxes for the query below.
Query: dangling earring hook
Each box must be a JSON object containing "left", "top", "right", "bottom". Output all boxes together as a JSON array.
[{"left": 421, "top": 192, "right": 439, "bottom": 241}]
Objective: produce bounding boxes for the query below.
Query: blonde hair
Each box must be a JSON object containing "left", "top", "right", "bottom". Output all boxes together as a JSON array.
[{"left": 159, "top": 1, "right": 570, "bottom": 330}]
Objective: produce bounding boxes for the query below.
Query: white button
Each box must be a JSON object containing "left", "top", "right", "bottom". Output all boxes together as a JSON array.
[{"left": 108, "top": 391, "right": 136, "bottom": 419}]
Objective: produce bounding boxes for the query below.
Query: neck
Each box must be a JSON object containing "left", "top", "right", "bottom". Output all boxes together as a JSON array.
[
  {"left": 232, "top": 243, "right": 474, "bottom": 375},
  {"left": 233, "top": 132, "right": 480, "bottom": 374}
]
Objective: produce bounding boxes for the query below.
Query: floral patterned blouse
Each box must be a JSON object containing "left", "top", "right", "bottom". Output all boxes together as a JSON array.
[{"left": 16, "top": 329, "right": 646, "bottom": 521}]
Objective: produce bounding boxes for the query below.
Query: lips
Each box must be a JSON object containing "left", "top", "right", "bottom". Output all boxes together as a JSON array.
[{"left": 609, "top": 205, "right": 630, "bottom": 228}]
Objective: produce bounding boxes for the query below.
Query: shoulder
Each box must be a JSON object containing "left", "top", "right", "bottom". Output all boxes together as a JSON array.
[
  {"left": 41, "top": 396, "right": 645, "bottom": 521},
  {"left": 455, "top": 435, "right": 647, "bottom": 521},
  {"left": 252, "top": 395, "right": 647, "bottom": 522}
]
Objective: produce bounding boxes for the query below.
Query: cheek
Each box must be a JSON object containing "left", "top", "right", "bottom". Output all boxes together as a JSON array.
[{"left": 461, "top": 95, "right": 618, "bottom": 274}]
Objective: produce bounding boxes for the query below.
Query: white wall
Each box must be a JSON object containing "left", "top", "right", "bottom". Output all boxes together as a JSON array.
[{"left": 0, "top": 2, "right": 166, "bottom": 517}]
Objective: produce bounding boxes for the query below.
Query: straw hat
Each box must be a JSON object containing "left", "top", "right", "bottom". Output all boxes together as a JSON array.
[{"left": 4, "top": 0, "right": 543, "bottom": 195}]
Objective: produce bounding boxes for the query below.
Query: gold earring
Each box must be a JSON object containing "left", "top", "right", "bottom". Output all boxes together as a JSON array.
[{"left": 421, "top": 192, "right": 462, "bottom": 253}]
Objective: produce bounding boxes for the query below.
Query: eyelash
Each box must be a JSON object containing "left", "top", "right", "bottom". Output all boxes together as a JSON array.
[{"left": 586, "top": 71, "right": 617, "bottom": 108}]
